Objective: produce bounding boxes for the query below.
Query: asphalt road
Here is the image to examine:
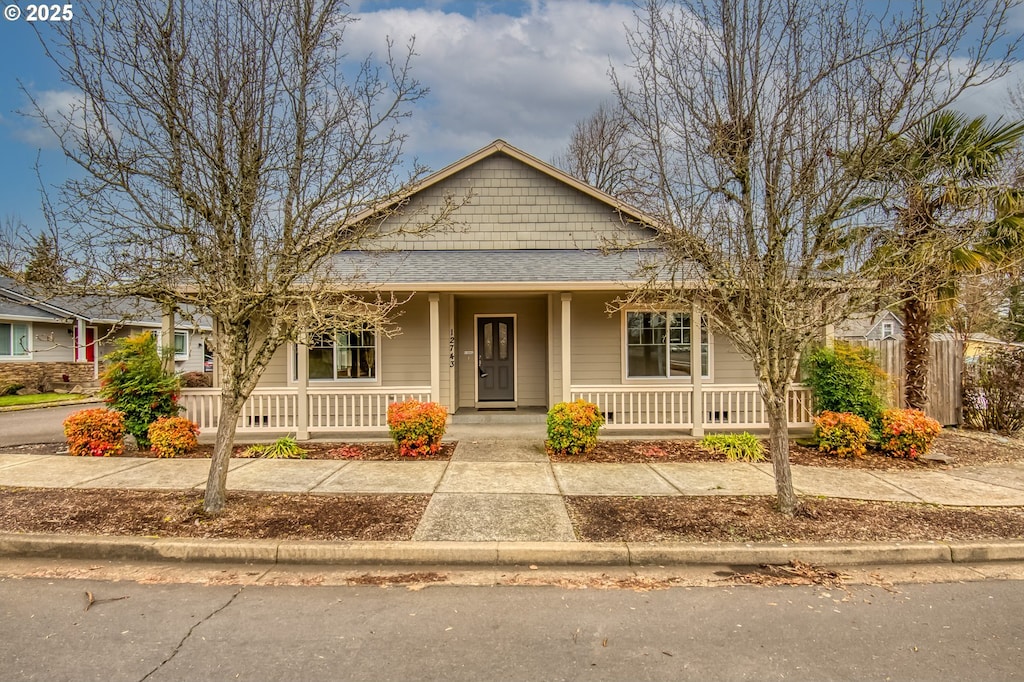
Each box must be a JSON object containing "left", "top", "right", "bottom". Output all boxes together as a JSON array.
[
  {"left": 0, "top": 404, "right": 86, "bottom": 446},
  {"left": 2, "top": 573, "right": 1022, "bottom": 681}
]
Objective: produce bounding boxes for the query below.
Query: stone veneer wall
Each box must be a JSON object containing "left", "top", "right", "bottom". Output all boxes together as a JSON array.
[{"left": 0, "top": 362, "right": 96, "bottom": 390}]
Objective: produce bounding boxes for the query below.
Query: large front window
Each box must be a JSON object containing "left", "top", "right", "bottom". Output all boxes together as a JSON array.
[
  {"left": 626, "top": 312, "right": 709, "bottom": 379},
  {"left": 307, "top": 328, "right": 376, "bottom": 380},
  {"left": 0, "top": 323, "right": 29, "bottom": 358}
]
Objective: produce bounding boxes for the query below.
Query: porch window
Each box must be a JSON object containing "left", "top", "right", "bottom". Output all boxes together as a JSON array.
[
  {"left": 626, "top": 312, "right": 709, "bottom": 379},
  {"left": 0, "top": 323, "right": 29, "bottom": 358},
  {"left": 173, "top": 331, "right": 189, "bottom": 360},
  {"left": 306, "top": 327, "right": 377, "bottom": 380}
]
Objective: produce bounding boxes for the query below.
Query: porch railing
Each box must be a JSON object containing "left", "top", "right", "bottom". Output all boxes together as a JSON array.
[
  {"left": 570, "top": 385, "right": 694, "bottom": 429},
  {"left": 571, "top": 384, "right": 814, "bottom": 431},
  {"left": 180, "top": 386, "right": 432, "bottom": 434}
]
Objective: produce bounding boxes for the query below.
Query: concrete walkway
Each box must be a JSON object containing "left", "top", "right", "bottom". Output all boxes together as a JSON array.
[{"left": 3, "top": 435, "right": 1024, "bottom": 543}]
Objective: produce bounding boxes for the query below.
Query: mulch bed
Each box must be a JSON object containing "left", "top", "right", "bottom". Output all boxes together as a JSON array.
[
  {"left": 566, "top": 496, "right": 1024, "bottom": 543},
  {"left": 0, "top": 488, "right": 428, "bottom": 541},
  {"left": 549, "top": 429, "right": 1024, "bottom": 470},
  {"left": 161, "top": 441, "right": 456, "bottom": 461}
]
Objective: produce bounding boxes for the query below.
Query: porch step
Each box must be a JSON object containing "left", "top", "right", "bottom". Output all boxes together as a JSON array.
[{"left": 450, "top": 408, "right": 547, "bottom": 425}]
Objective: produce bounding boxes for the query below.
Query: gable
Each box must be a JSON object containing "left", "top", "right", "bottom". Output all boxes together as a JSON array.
[{"left": 374, "top": 151, "right": 656, "bottom": 251}]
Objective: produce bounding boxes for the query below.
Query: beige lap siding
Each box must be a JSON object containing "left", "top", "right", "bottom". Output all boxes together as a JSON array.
[{"left": 569, "top": 292, "right": 622, "bottom": 384}]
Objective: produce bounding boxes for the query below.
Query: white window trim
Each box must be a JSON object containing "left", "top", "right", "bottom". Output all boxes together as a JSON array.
[
  {"left": 881, "top": 321, "right": 895, "bottom": 339},
  {"left": 152, "top": 329, "right": 192, "bottom": 361},
  {"left": 173, "top": 330, "right": 189, "bottom": 361},
  {"left": 288, "top": 330, "right": 382, "bottom": 386},
  {"left": 620, "top": 309, "right": 713, "bottom": 384},
  {"left": 0, "top": 321, "right": 32, "bottom": 360}
]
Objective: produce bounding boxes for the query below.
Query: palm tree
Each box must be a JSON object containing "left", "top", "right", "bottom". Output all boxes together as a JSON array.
[{"left": 871, "top": 111, "right": 1024, "bottom": 410}]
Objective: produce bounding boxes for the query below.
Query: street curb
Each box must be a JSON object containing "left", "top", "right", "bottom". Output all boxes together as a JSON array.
[{"left": 2, "top": 533, "right": 1023, "bottom": 567}]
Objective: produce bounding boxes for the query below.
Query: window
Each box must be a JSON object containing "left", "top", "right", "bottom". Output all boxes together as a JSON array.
[
  {"left": 174, "top": 331, "right": 188, "bottom": 359},
  {"left": 151, "top": 329, "right": 190, "bottom": 360},
  {"left": 881, "top": 321, "right": 895, "bottom": 339},
  {"left": 0, "top": 323, "right": 29, "bottom": 358},
  {"left": 626, "top": 311, "right": 709, "bottom": 379},
  {"left": 305, "top": 327, "right": 377, "bottom": 380}
]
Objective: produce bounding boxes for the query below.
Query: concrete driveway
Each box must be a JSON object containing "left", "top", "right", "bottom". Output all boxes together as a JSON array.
[{"left": 0, "top": 404, "right": 92, "bottom": 446}]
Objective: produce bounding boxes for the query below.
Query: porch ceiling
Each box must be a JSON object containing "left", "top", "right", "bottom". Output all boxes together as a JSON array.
[{"left": 331, "top": 249, "right": 670, "bottom": 290}]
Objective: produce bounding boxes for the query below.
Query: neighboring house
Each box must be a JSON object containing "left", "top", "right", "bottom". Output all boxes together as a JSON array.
[
  {"left": 834, "top": 310, "right": 904, "bottom": 340},
  {"left": 0, "top": 277, "right": 210, "bottom": 390},
  {"left": 182, "top": 140, "right": 814, "bottom": 435},
  {"left": 932, "top": 332, "right": 1024, "bottom": 364}
]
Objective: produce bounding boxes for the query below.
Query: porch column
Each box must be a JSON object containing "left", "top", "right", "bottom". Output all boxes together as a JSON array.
[
  {"left": 295, "top": 338, "right": 309, "bottom": 440},
  {"left": 429, "top": 293, "right": 440, "bottom": 403},
  {"left": 74, "top": 319, "right": 86, "bottom": 363},
  {"left": 561, "top": 293, "right": 572, "bottom": 403},
  {"left": 447, "top": 294, "right": 457, "bottom": 412},
  {"left": 691, "top": 300, "right": 704, "bottom": 438},
  {"left": 160, "top": 306, "right": 175, "bottom": 374}
]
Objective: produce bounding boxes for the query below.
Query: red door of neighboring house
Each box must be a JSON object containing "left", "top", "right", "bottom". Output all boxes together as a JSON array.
[{"left": 73, "top": 326, "right": 97, "bottom": 362}]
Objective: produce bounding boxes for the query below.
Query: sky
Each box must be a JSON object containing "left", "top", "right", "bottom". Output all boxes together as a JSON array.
[{"left": 0, "top": 0, "right": 1022, "bottom": 237}]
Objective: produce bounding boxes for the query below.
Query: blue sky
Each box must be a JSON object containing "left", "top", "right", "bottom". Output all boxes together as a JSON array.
[{"left": 0, "top": 0, "right": 1022, "bottom": 237}]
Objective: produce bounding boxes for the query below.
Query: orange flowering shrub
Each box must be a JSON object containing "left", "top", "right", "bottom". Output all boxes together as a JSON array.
[
  {"left": 147, "top": 416, "right": 200, "bottom": 458},
  {"left": 813, "top": 411, "right": 870, "bottom": 458},
  {"left": 879, "top": 408, "right": 942, "bottom": 459},
  {"left": 545, "top": 399, "right": 605, "bottom": 456},
  {"left": 386, "top": 399, "right": 448, "bottom": 457},
  {"left": 63, "top": 408, "right": 125, "bottom": 457}
]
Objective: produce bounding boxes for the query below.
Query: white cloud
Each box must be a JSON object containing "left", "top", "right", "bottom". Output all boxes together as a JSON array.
[
  {"left": 13, "top": 89, "right": 83, "bottom": 149},
  {"left": 346, "top": 1, "right": 635, "bottom": 169}
]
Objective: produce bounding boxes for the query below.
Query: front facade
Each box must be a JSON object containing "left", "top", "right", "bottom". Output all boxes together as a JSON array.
[{"left": 182, "top": 141, "right": 813, "bottom": 435}]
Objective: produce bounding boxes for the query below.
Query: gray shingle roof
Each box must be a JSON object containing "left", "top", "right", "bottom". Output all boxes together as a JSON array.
[
  {"left": 0, "top": 295, "right": 63, "bottom": 320},
  {"left": 330, "top": 249, "right": 660, "bottom": 285}
]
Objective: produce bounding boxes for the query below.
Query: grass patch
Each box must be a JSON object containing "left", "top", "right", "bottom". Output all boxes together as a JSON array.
[{"left": 0, "top": 393, "right": 88, "bottom": 408}]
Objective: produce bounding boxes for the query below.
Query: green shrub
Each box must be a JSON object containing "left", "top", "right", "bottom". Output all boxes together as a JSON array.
[
  {"left": 147, "top": 416, "right": 200, "bottom": 458},
  {"left": 242, "top": 436, "right": 308, "bottom": 459},
  {"left": 879, "top": 408, "right": 942, "bottom": 459},
  {"left": 699, "top": 432, "right": 766, "bottom": 462},
  {"left": 63, "top": 408, "right": 125, "bottom": 457},
  {"left": 803, "top": 342, "right": 889, "bottom": 428},
  {"left": 545, "top": 399, "right": 605, "bottom": 456},
  {"left": 963, "top": 347, "right": 1024, "bottom": 434},
  {"left": 813, "top": 411, "right": 870, "bottom": 458},
  {"left": 100, "top": 332, "right": 180, "bottom": 448},
  {"left": 387, "top": 400, "right": 448, "bottom": 457}
]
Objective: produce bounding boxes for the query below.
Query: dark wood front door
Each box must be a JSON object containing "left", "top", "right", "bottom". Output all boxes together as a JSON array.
[{"left": 477, "top": 316, "right": 514, "bottom": 402}]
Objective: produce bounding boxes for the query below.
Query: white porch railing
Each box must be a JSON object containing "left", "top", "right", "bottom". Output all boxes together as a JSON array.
[
  {"left": 570, "top": 386, "right": 694, "bottom": 429},
  {"left": 180, "top": 386, "right": 432, "bottom": 434},
  {"left": 571, "top": 384, "right": 814, "bottom": 431}
]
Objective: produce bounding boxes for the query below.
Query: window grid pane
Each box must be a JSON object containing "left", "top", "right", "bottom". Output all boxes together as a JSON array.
[{"left": 627, "top": 311, "right": 704, "bottom": 379}]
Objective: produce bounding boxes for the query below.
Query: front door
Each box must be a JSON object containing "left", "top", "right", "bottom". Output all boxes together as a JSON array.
[{"left": 477, "top": 316, "right": 515, "bottom": 402}]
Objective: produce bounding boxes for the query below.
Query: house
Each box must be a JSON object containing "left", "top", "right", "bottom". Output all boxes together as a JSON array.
[
  {"left": 0, "top": 277, "right": 210, "bottom": 391},
  {"left": 181, "top": 140, "right": 814, "bottom": 436},
  {"left": 834, "top": 310, "right": 904, "bottom": 340}
]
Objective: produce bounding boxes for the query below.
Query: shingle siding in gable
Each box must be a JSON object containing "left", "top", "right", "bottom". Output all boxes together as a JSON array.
[{"left": 377, "top": 154, "right": 651, "bottom": 250}]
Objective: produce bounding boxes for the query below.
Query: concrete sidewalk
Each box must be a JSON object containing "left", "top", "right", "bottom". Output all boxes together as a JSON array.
[{"left": 2, "top": 432, "right": 1024, "bottom": 565}]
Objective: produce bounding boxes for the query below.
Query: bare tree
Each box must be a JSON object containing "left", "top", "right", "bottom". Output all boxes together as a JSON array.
[
  {"left": 552, "top": 102, "right": 654, "bottom": 207},
  {"left": 0, "top": 214, "right": 25, "bottom": 278},
  {"left": 615, "top": 0, "right": 1018, "bottom": 515},
  {"left": 31, "top": 0, "right": 460, "bottom": 513}
]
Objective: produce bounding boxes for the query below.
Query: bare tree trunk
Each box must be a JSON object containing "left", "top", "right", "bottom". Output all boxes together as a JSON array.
[
  {"left": 204, "top": 395, "right": 243, "bottom": 514},
  {"left": 761, "top": 382, "right": 797, "bottom": 517},
  {"left": 902, "top": 297, "right": 931, "bottom": 410}
]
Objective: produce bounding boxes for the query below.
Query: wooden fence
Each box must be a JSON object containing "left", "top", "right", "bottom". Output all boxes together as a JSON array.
[{"left": 846, "top": 338, "right": 963, "bottom": 426}]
